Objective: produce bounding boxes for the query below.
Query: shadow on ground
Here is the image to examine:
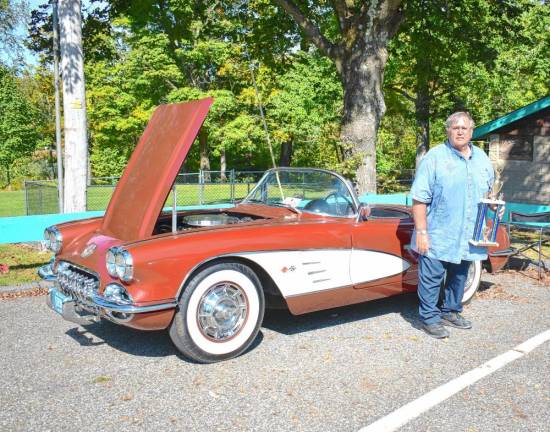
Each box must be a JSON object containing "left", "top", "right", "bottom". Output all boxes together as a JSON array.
[
  {"left": 263, "top": 293, "right": 420, "bottom": 334},
  {"left": 61, "top": 264, "right": 540, "bottom": 361},
  {"left": 65, "top": 317, "right": 266, "bottom": 363},
  {"left": 63, "top": 293, "right": 420, "bottom": 361}
]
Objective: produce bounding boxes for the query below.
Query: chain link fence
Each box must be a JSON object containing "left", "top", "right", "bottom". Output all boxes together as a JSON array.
[
  {"left": 23, "top": 169, "right": 415, "bottom": 216},
  {"left": 24, "top": 180, "right": 59, "bottom": 215},
  {"left": 24, "top": 170, "right": 266, "bottom": 216}
]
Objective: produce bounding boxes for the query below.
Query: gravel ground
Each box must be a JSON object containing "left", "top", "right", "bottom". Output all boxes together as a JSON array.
[{"left": 0, "top": 268, "right": 548, "bottom": 432}]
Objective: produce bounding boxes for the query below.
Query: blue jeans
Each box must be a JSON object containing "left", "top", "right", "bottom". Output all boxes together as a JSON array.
[{"left": 418, "top": 255, "right": 471, "bottom": 325}]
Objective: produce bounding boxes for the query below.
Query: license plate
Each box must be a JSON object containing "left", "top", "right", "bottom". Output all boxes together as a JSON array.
[{"left": 50, "top": 289, "right": 71, "bottom": 315}]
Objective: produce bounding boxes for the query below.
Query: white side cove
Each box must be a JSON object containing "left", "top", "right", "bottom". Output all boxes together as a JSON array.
[{"left": 236, "top": 249, "right": 411, "bottom": 297}]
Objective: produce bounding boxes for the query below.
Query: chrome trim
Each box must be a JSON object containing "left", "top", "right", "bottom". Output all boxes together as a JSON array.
[
  {"left": 38, "top": 259, "right": 56, "bottom": 281},
  {"left": 106, "top": 247, "right": 118, "bottom": 277},
  {"left": 116, "top": 248, "right": 134, "bottom": 282},
  {"left": 197, "top": 282, "right": 248, "bottom": 341},
  {"left": 90, "top": 295, "right": 177, "bottom": 313},
  {"left": 47, "top": 261, "right": 176, "bottom": 316},
  {"left": 103, "top": 283, "right": 133, "bottom": 305},
  {"left": 47, "top": 288, "right": 100, "bottom": 326},
  {"left": 60, "top": 260, "right": 100, "bottom": 280},
  {"left": 45, "top": 226, "right": 63, "bottom": 253}
]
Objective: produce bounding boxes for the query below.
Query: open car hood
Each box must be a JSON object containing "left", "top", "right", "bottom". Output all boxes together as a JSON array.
[{"left": 101, "top": 98, "right": 213, "bottom": 240}]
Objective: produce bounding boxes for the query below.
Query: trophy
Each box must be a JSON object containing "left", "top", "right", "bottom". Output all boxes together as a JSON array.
[{"left": 469, "top": 164, "right": 505, "bottom": 247}]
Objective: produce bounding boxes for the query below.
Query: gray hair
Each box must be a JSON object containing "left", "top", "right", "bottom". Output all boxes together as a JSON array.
[{"left": 445, "top": 112, "right": 475, "bottom": 130}]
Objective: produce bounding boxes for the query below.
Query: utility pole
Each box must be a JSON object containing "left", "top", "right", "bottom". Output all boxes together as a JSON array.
[
  {"left": 52, "top": 0, "right": 63, "bottom": 213},
  {"left": 58, "top": 0, "right": 88, "bottom": 212}
]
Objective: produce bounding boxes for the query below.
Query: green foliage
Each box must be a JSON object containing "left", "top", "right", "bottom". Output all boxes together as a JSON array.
[
  {"left": 0, "top": 0, "right": 28, "bottom": 68},
  {"left": 262, "top": 52, "right": 346, "bottom": 171},
  {"left": 19, "top": 0, "right": 549, "bottom": 192},
  {"left": 0, "top": 66, "right": 41, "bottom": 187}
]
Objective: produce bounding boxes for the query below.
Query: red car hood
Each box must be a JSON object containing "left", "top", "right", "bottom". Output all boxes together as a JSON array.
[{"left": 101, "top": 98, "right": 213, "bottom": 241}]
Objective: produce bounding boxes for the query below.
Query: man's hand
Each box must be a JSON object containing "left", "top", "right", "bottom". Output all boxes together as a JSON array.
[
  {"left": 412, "top": 200, "right": 430, "bottom": 255},
  {"left": 490, "top": 204, "right": 505, "bottom": 220},
  {"left": 416, "top": 231, "right": 430, "bottom": 255}
]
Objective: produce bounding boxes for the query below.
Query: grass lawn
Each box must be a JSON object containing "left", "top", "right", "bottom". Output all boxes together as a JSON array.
[
  {"left": 0, "top": 183, "right": 259, "bottom": 217},
  {"left": 0, "top": 190, "right": 25, "bottom": 217},
  {"left": 0, "top": 244, "right": 51, "bottom": 286}
]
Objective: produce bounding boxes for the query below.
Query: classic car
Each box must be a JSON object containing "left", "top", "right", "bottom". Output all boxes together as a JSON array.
[{"left": 40, "top": 98, "right": 510, "bottom": 363}]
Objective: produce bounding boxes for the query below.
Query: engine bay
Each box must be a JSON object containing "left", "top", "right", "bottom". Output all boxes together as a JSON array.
[{"left": 153, "top": 211, "right": 263, "bottom": 234}]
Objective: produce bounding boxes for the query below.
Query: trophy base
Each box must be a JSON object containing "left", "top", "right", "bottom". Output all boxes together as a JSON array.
[{"left": 469, "top": 239, "right": 499, "bottom": 247}]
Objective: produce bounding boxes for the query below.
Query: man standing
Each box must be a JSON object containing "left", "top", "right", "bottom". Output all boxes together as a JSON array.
[{"left": 411, "top": 112, "right": 494, "bottom": 338}]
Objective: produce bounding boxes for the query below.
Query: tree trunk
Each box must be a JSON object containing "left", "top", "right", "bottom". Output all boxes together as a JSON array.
[
  {"left": 220, "top": 149, "right": 227, "bottom": 182},
  {"left": 279, "top": 140, "right": 292, "bottom": 166},
  {"left": 415, "top": 79, "right": 430, "bottom": 168},
  {"left": 340, "top": 47, "right": 388, "bottom": 194},
  {"left": 59, "top": 0, "right": 88, "bottom": 212},
  {"left": 199, "top": 129, "right": 210, "bottom": 182},
  {"left": 272, "top": 0, "right": 403, "bottom": 195}
]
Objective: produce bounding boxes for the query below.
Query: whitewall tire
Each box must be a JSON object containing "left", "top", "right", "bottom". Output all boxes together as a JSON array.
[
  {"left": 462, "top": 260, "right": 482, "bottom": 305},
  {"left": 169, "top": 262, "right": 265, "bottom": 363}
]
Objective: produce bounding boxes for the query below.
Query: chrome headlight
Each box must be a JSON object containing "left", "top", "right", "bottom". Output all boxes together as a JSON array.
[
  {"left": 44, "top": 226, "right": 63, "bottom": 254},
  {"left": 103, "top": 283, "right": 133, "bottom": 305},
  {"left": 106, "top": 247, "right": 118, "bottom": 277},
  {"left": 106, "top": 247, "right": 134, "bottom": 282}
]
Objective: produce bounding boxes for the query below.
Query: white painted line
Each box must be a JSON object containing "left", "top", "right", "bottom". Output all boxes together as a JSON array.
[{"left": 358, "top": 329, "right": 550, "bottom": 432}]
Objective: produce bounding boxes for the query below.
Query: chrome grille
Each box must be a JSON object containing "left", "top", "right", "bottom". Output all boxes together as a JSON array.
[{"left": 56, "top": 261, "right": 99, "bottom": 306}]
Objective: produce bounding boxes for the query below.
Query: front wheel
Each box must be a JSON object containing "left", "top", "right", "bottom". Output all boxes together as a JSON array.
[
  {"left": 169, "top": 262, "right": 265, "bottom": 363},
  {"left": 462, "top": 260, "right": 482, "bottom": 304}
]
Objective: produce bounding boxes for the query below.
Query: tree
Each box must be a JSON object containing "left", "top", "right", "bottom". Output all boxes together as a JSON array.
[
  {"left": 272, "top": 0, "right": 403, "bottom": 193},
  {"left": 0, "top": 0, "right": 28, "bottom": 68},
  {"left": 0, "top": 66, "right": 39, "bottom": 187},
  {"left": 386, "top": 0, "right": 498, "bottom": 166},
  {"left": 384, "top": 0, "right": 549, "bottom": 166},
  {"left": 266, "top": 52, "right": 342, "bottom": 168}
]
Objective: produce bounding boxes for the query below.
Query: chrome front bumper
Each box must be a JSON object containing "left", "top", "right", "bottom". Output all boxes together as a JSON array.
[
  {"left": 39, "top": 262, "right": 177, "bottom": 318},
  {"left": 38, "top": 261, "right": 57, "bottom": 281}
]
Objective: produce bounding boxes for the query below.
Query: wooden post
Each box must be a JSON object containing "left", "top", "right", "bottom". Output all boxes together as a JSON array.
[{"left": 59, "top": 0, "right": 88, "bottom": 212}]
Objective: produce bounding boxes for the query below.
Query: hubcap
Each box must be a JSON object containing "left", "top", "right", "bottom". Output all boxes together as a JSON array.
[{"left": 197, "top": 282, "right": 248, "bottom": 341}]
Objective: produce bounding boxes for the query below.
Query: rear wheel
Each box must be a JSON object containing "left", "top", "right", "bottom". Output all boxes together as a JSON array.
[
  {"left": 462, "top": 260, "right": 482, "bottom": 304},
  {"left": 169, "top": 262, "right": 265, "bottom": 363}
]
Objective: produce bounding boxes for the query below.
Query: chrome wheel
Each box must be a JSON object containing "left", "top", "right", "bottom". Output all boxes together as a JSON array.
[
  {"left": 169, "top": 262, "right": 265, "bottom": 363},
  {"left": 198, "top": 282, "right": 248, "bottom": 341}
]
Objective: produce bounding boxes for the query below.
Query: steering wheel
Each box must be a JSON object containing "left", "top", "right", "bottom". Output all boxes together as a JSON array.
[{"left": 323, "top": 192, "right": 354, "bottom": 216}]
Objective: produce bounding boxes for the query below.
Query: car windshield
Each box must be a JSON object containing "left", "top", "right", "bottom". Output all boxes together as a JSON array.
[{"left": 243, "top": 169, "right": 357, "bottom": 217}]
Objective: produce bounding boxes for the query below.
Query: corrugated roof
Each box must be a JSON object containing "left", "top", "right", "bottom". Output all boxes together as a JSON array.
[{"left": 473, "top": 95, "right": 550, "bottom": 139}]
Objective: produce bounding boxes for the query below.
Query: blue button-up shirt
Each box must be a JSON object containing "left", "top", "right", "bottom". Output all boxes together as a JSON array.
[{"left": 410, "top": 141, "right": 494, "bottom": 263}]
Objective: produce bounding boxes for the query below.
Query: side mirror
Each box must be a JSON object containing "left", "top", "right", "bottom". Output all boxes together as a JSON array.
[{"left": 359, "top": 204, "right": 371, "bottom": 221}]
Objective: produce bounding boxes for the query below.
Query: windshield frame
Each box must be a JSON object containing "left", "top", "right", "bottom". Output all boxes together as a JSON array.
[{"left": 242, "top": 167, "right": 360, "bottom": 218}]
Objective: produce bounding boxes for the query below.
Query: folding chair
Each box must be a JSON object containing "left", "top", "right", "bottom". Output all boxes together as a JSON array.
[{"left": 507, "top": 211, "right": 550, "bottom": 279}]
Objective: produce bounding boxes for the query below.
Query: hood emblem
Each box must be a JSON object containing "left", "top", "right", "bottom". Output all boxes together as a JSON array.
[{"left": 81, "top": 243, "right": 97, "bottom": 258}]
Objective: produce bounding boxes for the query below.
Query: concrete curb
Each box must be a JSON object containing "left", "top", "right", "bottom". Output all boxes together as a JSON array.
[{"left": 0, "top": 280, "right": 53, "bottom": 294}]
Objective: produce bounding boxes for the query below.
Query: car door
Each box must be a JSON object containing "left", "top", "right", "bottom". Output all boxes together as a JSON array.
[{"left": 350, "top": 206, "right": 418, "bottom": 298}]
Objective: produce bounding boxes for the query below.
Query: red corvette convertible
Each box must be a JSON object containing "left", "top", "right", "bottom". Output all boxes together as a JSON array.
[{"left": 40, "top": 98, "right": 510, "bottom": 363}]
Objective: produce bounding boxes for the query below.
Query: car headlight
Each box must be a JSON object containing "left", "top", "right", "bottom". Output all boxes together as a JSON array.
[
  {"left": 106, "top": 248, "right": 118, "bottom": 277},
  {"left": 105, "top": 247, "right": 133, "bottom": 282},
  {"left": 103, "top": 283, "right": 133, "bottom": 305},
  {"left": 44, "top": 226, "right": 63, "bottom": 254}
]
